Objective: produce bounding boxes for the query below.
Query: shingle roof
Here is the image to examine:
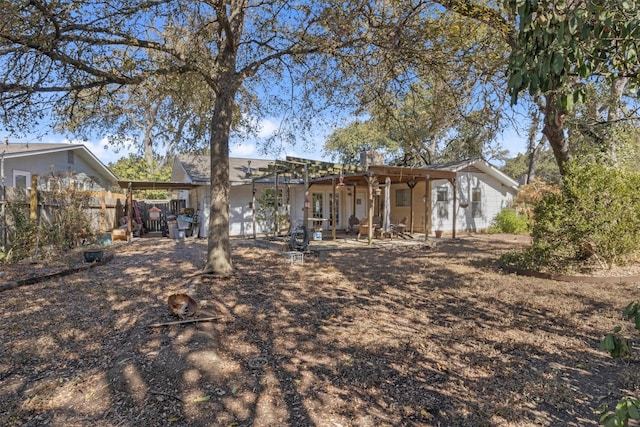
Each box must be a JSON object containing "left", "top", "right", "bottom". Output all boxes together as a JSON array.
[
  {"left": 176, "top": 154, "right": 277, "bottom": 185},
  {"left": 0, "top": 142, "right": 118, "bottom": 182}
]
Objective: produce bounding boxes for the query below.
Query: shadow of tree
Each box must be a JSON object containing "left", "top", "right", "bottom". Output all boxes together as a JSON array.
[{"left": 1, "top": 236, "right": 636, "bottom": 426}]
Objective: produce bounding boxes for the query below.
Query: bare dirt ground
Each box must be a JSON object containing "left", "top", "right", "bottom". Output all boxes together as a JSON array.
[{"left": 1, "top": 234, "right": 639, "bottom": 427}]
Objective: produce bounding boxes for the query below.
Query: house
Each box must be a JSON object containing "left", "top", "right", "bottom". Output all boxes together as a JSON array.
[
  {"left": 419, "top": 158, "right": 520, "bottom": 233},
  {"left": 172, "top": 154, "right": 518, "bottom": 238},
  {"left": 171, "top": 154, "right": 306, "bottom": 238},
  {"left": 0, "top": 142, "right": 118, "bottom": 191}
]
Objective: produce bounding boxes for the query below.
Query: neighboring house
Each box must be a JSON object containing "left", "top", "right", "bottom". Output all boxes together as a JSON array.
[
  {"left": 172, "top": 154, "right": 518, "bottom": 237},
  {"left": 0, "top": 142, "right": 118, "bottom": 191}
]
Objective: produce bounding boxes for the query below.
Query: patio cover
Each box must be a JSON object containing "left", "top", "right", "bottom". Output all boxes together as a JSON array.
[
  {"left": 310, "top": 166, "right": 457, "bottom": 243},
  {"left": 116, "top": 180, "right": 199, "bottom": 236}
]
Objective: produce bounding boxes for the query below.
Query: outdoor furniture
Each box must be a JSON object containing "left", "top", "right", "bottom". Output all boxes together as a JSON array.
[
  {"left": 357, "top": 217, "right": 383, "bottom": 240},
  {"left": 347, "top": 214, "right": 360, "bottom": 235},
  {"left": 392, "top": 217, "right": 410, "bottom": 239}
]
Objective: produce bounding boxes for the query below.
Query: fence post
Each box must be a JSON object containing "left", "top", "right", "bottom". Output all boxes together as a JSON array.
[
  {"left": 30, "top": 175, "right": 38, "bottom": 223},
  {"left": 100, "top": 189, "right": 106, "bottom": 232}
]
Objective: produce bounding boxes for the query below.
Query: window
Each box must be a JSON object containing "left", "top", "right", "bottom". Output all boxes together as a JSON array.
[
  {"left": 395, "top": 188, "right": 410, "bottom": 207},
  {"left": 311, "top": 192, "right": 324, "bottom": 219},
  {"left": 13, "top": 170, "right": 30, "bottom": 189},
  {"left": 67, "top": 150, "right": 75, "bottom": 164},
  {"left": 436, "top": 186, "right": 448, "bottom": 219},
  {"left": 472, "top": 187, "right": 482, "bottom": 218}
]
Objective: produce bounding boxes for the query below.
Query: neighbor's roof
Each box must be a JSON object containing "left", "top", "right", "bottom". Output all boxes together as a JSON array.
[
  {"left": 0, "top": 142, "right": 118, "bottom": 182},
  {"left": 174, "top": 154, "right": 287, "bottom": 186}
]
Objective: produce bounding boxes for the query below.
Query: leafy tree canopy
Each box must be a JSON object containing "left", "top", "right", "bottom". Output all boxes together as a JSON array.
[{"left": 109, "top": 153, "right": 172, "bottom": 200}]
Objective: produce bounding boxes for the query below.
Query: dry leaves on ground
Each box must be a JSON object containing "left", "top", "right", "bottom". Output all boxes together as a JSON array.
[{"left": 1, "top": 234, "right": 638, "bottom": 426}]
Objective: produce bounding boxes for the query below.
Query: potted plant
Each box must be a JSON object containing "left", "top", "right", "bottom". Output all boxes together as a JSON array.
[{"left": 434, "top": 229, "right": 443, "bottom": 238}]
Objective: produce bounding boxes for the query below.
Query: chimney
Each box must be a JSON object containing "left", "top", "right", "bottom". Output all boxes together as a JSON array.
[{"left": 359, "top": 150, "right": 384, "bottom": 167}]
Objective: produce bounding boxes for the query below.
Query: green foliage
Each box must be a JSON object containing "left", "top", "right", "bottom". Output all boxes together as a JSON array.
[
  {"left": 597, "top": 303, "right": 640, "bottom": 427},
  {"left": 501, "top": 163, "right": 640, "bottom": 272},
  {"left": 487, "top": 208, "right": 530, "bottom": 234},
  {"left": 1, "top": 183, "right": 98, "bottom": 264},
  {"left": 254, "top": 188, "right": 290, "bottom": 236},
  {"left": 599, "top": 326, "right": 632, "bottom": 359},
  {"left": 597, "top": 396, "right": 640, "bottom": 427},
  {"left": 501, "top": 149, "right": 562, "bottom": 184},
  {"left": 2, "top": 193, "right": 37, "bottom": 263},
  {"left": 109, "top": 153, "right": 172, "bottom": 199},
  {"left": 506, "top": 0, "right": 640, "bottom": 110}
]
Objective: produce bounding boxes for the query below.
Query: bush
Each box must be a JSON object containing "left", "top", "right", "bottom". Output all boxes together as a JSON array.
[
  {"left": 487, "top": 208, "right": 530, "bottom": 234},
  {"left": 504, "top": 162, "right": 640, "bottom": 272}
]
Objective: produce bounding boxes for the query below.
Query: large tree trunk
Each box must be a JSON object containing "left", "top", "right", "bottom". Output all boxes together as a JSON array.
[
  {"left": 203, "top": 87, "right": 235, "bottom": 276},
  {"left": 542, "top": 93, "right": 571, "bottom": 175}
]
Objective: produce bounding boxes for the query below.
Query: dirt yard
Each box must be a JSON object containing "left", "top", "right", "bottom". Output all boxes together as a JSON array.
[{"left": 1, "top": 234, "right": 638, "bottom": 427}]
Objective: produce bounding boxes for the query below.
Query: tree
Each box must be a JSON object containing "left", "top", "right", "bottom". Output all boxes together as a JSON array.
[
  {"left": 337, "top": 9, "right": 513, "bottom": 167},
  {"left": 110, "top": 153, "right": 173, "bottom": 200},
  {"left": 1, "top": 0, "right": 374, "bottom": 275},
  {"left": 504, "top": 0, "right": 640, "bottom": 173},
  {"left": 501, "top": 148, "right": 561, "bottom": 184},
  {"left": 61, "top": 73, "right": 214, "bottom": 170}
]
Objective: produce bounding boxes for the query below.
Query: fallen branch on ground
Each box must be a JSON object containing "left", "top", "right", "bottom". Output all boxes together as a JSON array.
[{"left": 147, "top": 316, "right": 223, "bottom": 328}]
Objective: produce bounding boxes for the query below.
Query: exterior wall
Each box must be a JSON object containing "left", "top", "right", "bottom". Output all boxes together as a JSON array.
[
  {"left": 193, "top": 183, "right": 306, "bottom": 237},
  {"left": 2, "top": 151, "right": 115, "bottom": 191},
  {"left": 418, "top": 173, "right": 515, "bottom": 235}
]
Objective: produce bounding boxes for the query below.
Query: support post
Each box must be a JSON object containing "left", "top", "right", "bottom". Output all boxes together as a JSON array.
[
  {"left": 425, "top": 176, "right": 432, "bottom": 241},
  {"left": 331, "top": 177, "right": 336, "bottom": 240},
  {"left": 451, "top": 177, "right": 457, "bottom": 239},
  {"left": 127, "top": 182, "right": 133, "bottom": 241},
  {"left": 30, "top": 175, "right": 38, "bottom": 223}
]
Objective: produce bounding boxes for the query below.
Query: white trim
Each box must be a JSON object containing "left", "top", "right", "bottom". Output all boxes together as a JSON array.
[{"left": 13, "top": 169, "right": 31, "bottom": 189}]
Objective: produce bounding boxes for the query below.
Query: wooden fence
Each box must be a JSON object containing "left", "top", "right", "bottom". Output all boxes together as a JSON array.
[{"left": 0, "top": 184, "right": 128, "bottom": 250}]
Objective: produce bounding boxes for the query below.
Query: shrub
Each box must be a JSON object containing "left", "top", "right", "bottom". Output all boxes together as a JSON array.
[
  {"left": 501, "top": 162, "right": 640, "bottom": 272},
  {"left": 487, "top": 208, "right": 530, "bottom": 234}
]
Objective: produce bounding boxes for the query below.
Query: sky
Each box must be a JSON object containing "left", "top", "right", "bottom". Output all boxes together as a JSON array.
[{"left": 0, "top": 117, "right": 528, "bottom": 167}]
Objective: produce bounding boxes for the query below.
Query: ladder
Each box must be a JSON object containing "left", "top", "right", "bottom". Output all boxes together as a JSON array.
[{"left": 132, "top": 200, "right": 145, "bottom": 235}]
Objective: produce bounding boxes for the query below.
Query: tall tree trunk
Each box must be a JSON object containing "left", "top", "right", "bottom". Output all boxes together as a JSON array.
[
  {"left": 143, "top": 103, "right": 160, "bottom": 170},
  {"left": 542, "top": 93, "right": 571, "bottom": 175},
  {"left": 605, "top": 77, "right": 629, "bottom": 164},
  {"left": 203, "top": 85, "right": 235, "bottom": 276}
]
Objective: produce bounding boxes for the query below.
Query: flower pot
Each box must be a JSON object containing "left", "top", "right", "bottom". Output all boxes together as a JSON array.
[
  {"left": 434, "top": 230, "right": 443, "bottom": 238},
  {"left": 83, "top": 249, "right": 104, "bottom": 263}
]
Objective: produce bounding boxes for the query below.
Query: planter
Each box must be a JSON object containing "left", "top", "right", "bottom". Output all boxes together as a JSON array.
[
  {"left": 434, "top": 230, "right": 443, "bottom": 238},
  {"left": 83, "top": 249, "right": 104, "bottom": 263}
]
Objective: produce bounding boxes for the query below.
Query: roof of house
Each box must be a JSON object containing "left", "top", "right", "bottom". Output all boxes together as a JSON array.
[
  {"left": 0, "top": 142, "right": 118, "bottom": 182},
  {"left": 175, "top": 154, "right": 282, "bottom": 186},
  {"left": 428, "top": 158, "right": 519, "bottom": 191}
]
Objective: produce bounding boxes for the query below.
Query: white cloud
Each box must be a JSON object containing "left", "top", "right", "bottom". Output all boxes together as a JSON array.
[
  {"left": 257, "top": 118, "right": 278, "bottom": 138},
  {"left": 77, "top": 138, "right": 136, "bottom": 165},
  {"left": 230, "top": 142, "right": 256, "bottom": 157}
]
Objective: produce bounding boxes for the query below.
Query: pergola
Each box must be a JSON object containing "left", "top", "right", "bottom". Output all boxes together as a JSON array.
[{"left": 310, "top": 165, "right": 457, "bottom": 243}]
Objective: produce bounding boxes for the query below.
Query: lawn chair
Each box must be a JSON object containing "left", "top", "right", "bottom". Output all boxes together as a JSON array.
[
  {"left": 392, "top": 217, "right": 409, "bottom": 239},
  {"left": 347, "top": 214, "right": 360, "bottom": 235},
  {"left": 357, "top": 217, "right": 382, "bottom": 240}
]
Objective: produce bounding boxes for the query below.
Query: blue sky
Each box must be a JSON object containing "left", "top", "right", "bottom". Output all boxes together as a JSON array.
[{"left": 0, "top": 116, "right": 528, "bottom": 166}]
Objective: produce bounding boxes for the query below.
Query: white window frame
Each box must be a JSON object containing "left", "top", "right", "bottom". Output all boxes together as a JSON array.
[
  {"left": 436, "top": 185, "right": 449, "bottom": 219},
  {"left": 472, "top": 187, "right": 482, "bottom": 218},
  {"left": 13, "top": 170, "right": 31, "bottom": 189}
]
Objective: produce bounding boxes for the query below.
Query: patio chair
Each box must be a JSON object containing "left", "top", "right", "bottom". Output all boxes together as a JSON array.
[
  {"left": 357, "top": 217, "right": 383, "bottom": 240},
  {"left": 347, "top": 214, "right": 360, "bottom": 235},
  {"left": 392, "top": 217, "right": 409, "bottom": 239}
]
